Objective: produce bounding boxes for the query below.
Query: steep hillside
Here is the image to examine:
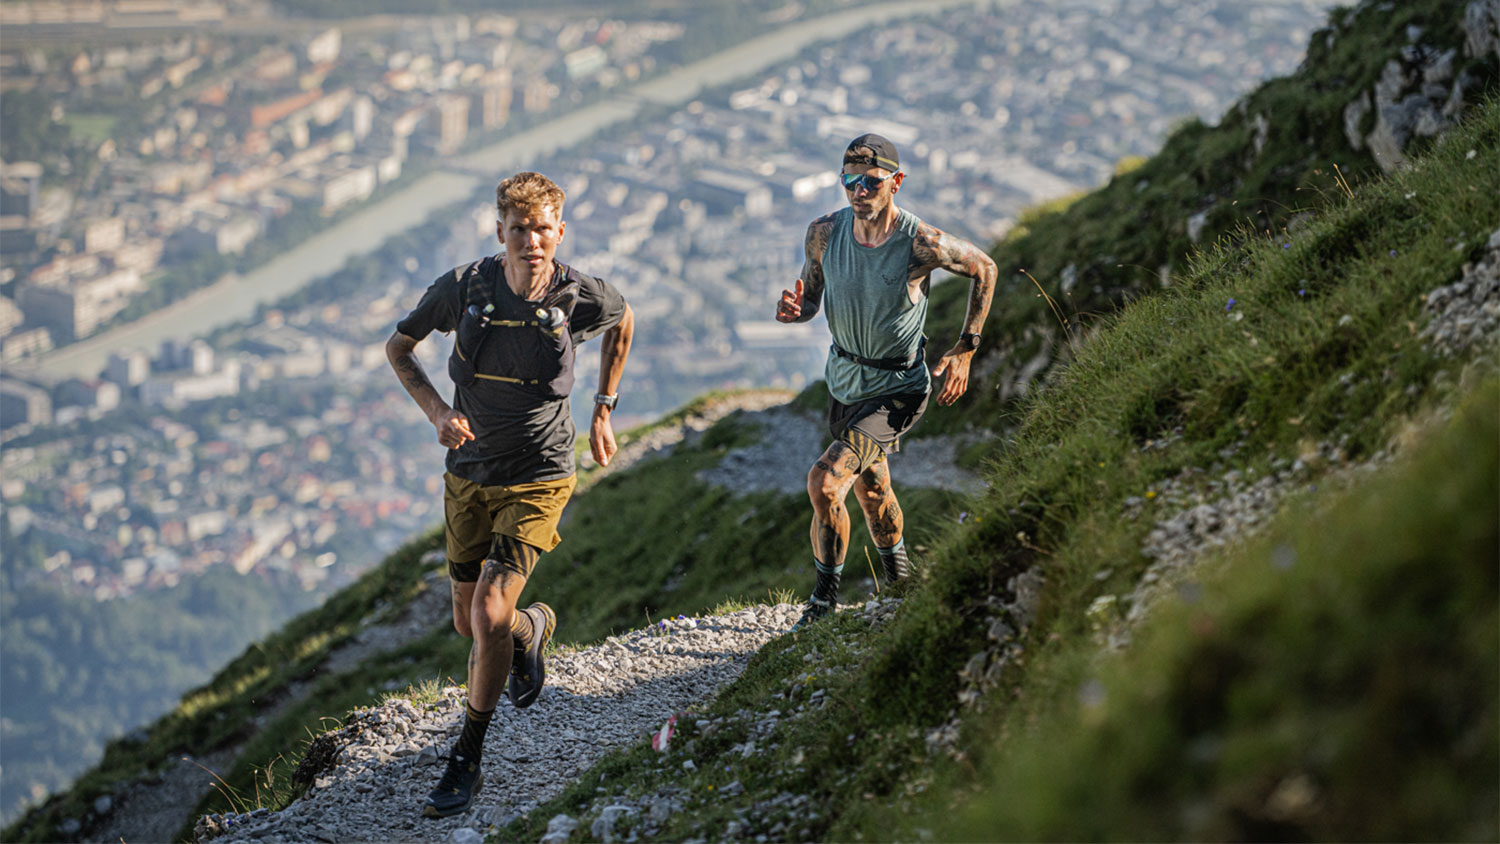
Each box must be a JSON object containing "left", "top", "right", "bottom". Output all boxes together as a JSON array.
[
  {"left": 5, "top": 1, "right": 1495, "bottom": 841},
  {"left": 180, "top": 88, "right": 1496, "bottom": 844},
  {"left": 489, "top": 95, "right": 1495, "bottom": 843}
]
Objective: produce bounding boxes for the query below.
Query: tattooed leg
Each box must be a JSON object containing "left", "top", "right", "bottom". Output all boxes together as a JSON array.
[
  {"left": 854, "top": 459, "right": 911, "bottom": 582},
  {"left": 807, "top": 441, "right": 862, "bottom": 568},
  {"left": 853, "top": 458, "right": 903, "bottom": 548},
  {"left": 467, "top": 559, "right": 527, "bottom": 711}
]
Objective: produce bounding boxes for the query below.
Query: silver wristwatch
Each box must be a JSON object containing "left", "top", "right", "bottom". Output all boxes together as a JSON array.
[{"left": 593, "top": 393, "right": 618, "bottom": 410}]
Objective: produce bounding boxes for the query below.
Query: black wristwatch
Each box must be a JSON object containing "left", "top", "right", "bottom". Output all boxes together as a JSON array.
[
  {"left": 959, "top": 332, "right": 982, "bottom": 350},
  {"left": 594, "top": 393, "right": 618, "bottom": 410}
]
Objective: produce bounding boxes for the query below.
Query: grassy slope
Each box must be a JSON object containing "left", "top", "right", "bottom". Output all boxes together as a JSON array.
[
  {"left": 944, "top": 380, "right": 1498, "bottom": 841},
  {"left": 495, "top": 98, "right": 1500, "bottom": 842},
  {"left": 893, "top": 96, "right": 1500, "bottom": 841}
]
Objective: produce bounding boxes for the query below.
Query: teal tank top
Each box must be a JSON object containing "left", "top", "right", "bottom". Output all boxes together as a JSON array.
[{"left": 821, "top": 206, "right": 931, "bottom": 404}]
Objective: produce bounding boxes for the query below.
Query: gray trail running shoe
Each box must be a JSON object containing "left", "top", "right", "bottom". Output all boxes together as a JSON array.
[
  {"left": 791, "top": 597, "right": 834, "bottom": 632},
  {"left": 423, "top": 752, "right": 482, "bottom": 818},
  {"left": 508, "top": 602, "right": 555, "bottom": 709}
]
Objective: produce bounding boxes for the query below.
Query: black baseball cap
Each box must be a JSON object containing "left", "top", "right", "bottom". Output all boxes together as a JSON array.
[{"left": 843, "top": 133, "right": 899, "bottom": 172}]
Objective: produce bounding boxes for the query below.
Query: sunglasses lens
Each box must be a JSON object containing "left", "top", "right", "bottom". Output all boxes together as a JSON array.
[{"left": 842, "top": 173, "right": 883, "bottom": 191}]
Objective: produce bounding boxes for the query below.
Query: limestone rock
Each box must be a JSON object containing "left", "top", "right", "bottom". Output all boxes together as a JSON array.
[
  {"left": 1343, "top": 90, "right": 1371, "bottom": 150},
  {"left": 541, "top": 813, "right": 579, "bottom": 844},
  {"left": 1464, "top": 0, "right": 1499, "bottom": 61}
]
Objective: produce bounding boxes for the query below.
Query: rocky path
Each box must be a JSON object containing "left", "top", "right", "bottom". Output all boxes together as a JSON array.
[
  {"left": 196, "top": 604, "right": 804, "bottom": 844},
  {"left": 700, "top": 405, "right": 988, "bottom": 497},
  {"left": 576, "top": 390, "right": 796, "bottom": 492},
  {"left": 584, "top": 388, "right": 988, "bottom": 498}
]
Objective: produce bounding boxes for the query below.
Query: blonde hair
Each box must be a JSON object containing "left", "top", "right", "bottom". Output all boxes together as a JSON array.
[{"left": 496, "top": 171, "right": 565, "bottom": 219}]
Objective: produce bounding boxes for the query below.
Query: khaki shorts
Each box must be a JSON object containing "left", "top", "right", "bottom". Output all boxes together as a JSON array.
[{"left": 443, "top": 472, "right": 576, "bottom": 562}]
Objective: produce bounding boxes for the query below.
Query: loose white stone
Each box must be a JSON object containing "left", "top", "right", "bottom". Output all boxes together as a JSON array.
[{"left": 540, "top": 813, "right": 579, "bottom": 844}]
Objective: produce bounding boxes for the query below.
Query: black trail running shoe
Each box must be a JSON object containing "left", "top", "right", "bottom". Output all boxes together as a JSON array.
[
  {"left": 422, "top": 752, "right": 482, "bottom": 818},
  {"left": 508, "top": 602, "right": 555, "bottom": 709},
  {"left": 792, "top": 597, "right": 834, "bottom": 632}
]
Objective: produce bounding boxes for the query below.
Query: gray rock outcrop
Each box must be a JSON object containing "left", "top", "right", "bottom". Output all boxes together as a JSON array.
[{"left": 1359, "top": 1, "right": 1498, "bottom": 170}]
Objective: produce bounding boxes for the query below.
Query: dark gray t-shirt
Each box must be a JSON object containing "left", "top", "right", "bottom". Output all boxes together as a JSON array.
[{"left": 396, "top": 255, "right": 626, "bottom": 486}]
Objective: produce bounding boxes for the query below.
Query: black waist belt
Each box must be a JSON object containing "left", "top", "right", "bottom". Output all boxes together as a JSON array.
[{"left": 831, "top": 336, "right": 926, "bottom": 371}]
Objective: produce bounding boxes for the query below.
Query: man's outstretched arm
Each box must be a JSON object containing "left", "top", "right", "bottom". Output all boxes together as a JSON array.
[
  {"left": 386, "top": 331, "right": 473, "bottom": 448},
  {"left": 776, "top": 214, "right": 836, "bottom": 323},
  {"left": 911, "top": 223, "right": 998, "bottom": 406},
  {"left": 589, "top": 303, "right": 634, "bottom": 467}
]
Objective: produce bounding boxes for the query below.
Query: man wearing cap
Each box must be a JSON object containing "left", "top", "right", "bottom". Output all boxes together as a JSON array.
[
  {"left": 387, "top": 170, "right": 634, "bottom": 817},
  {"left": 775, "top": 133, "right": 997, "bottom": 628}
]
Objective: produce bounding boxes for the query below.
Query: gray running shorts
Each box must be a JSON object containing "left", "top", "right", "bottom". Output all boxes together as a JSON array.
[{"left": 826, "top": 390, "right": 930, "bottom": 458}]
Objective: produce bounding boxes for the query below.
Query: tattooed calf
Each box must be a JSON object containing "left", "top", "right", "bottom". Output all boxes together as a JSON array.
[{"left": 814, "top": 520, "right": 847, "bottom": 567}]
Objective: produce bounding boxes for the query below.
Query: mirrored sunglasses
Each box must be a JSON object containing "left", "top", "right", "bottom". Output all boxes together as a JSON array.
[{"left": 841, "top": 171, "right": 895, "bottom": 192}]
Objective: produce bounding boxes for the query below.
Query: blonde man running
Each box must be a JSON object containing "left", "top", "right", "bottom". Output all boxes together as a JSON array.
[{"left": 388, "top": 171, "right": 634, "bottom": 817}]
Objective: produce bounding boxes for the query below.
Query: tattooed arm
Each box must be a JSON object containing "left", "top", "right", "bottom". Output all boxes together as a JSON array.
[
  {"left": 909, "top": 222, "right": 999, "bottom": 406},
  {"left": 589, "top": 303, "right": 634, "bottom": 467},
  {"left": 776, "top": 214, "right": 836, "bottom": 323},
  {"left": 386, "top": 330, "right": 474, "bottom": 448}
]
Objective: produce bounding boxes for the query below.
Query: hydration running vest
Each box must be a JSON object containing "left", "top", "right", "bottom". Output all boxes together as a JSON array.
[{"left": 447, "top": 255, "right": 585, "bottom": 399}]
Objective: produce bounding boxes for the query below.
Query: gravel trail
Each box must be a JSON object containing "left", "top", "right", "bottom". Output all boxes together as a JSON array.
[{"left": 196, "top": 604, "right": 803, "bottom": 844}]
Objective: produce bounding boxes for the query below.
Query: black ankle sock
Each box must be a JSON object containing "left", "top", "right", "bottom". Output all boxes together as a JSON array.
[
  {"left": 811, "top": 560, "right": 843, "bottom": 605},
  {"left": 454, "top": 702, "right": 493, "bottom": 762},
  {"left": 877, "top": 539, "right": 910, "bottom": 581}
]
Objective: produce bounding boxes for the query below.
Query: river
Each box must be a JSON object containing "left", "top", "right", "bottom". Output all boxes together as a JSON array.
[{"left": 26, "top": 0, "right": 977, "bottom": 381}]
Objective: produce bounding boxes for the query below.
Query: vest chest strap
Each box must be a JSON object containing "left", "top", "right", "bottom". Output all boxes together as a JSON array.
[
  {"left": 473, "top": 373, "right": 541, "bottom": 385},
  {"left": 830, "top": 336, "right": 927, "bottom": 371}
]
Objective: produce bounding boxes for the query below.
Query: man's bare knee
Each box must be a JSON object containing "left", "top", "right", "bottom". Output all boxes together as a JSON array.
[
  {"left": 810, "top": 441, "right": 856, "bottom": 494},
  {"left": 807, "top": 466, "right": 847, "bottom": 514},
  {"left": 470, "top": 562, "right": 525, "bottom": 638},
  {"left": 452, "top": 609, "right": 474, "bottom": 639},
  {"left": 806, "top": 462, "right": 826, "bottom": 501},
  {"left": 450, "top": 578, "right": 476, "bottom": 638}
]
